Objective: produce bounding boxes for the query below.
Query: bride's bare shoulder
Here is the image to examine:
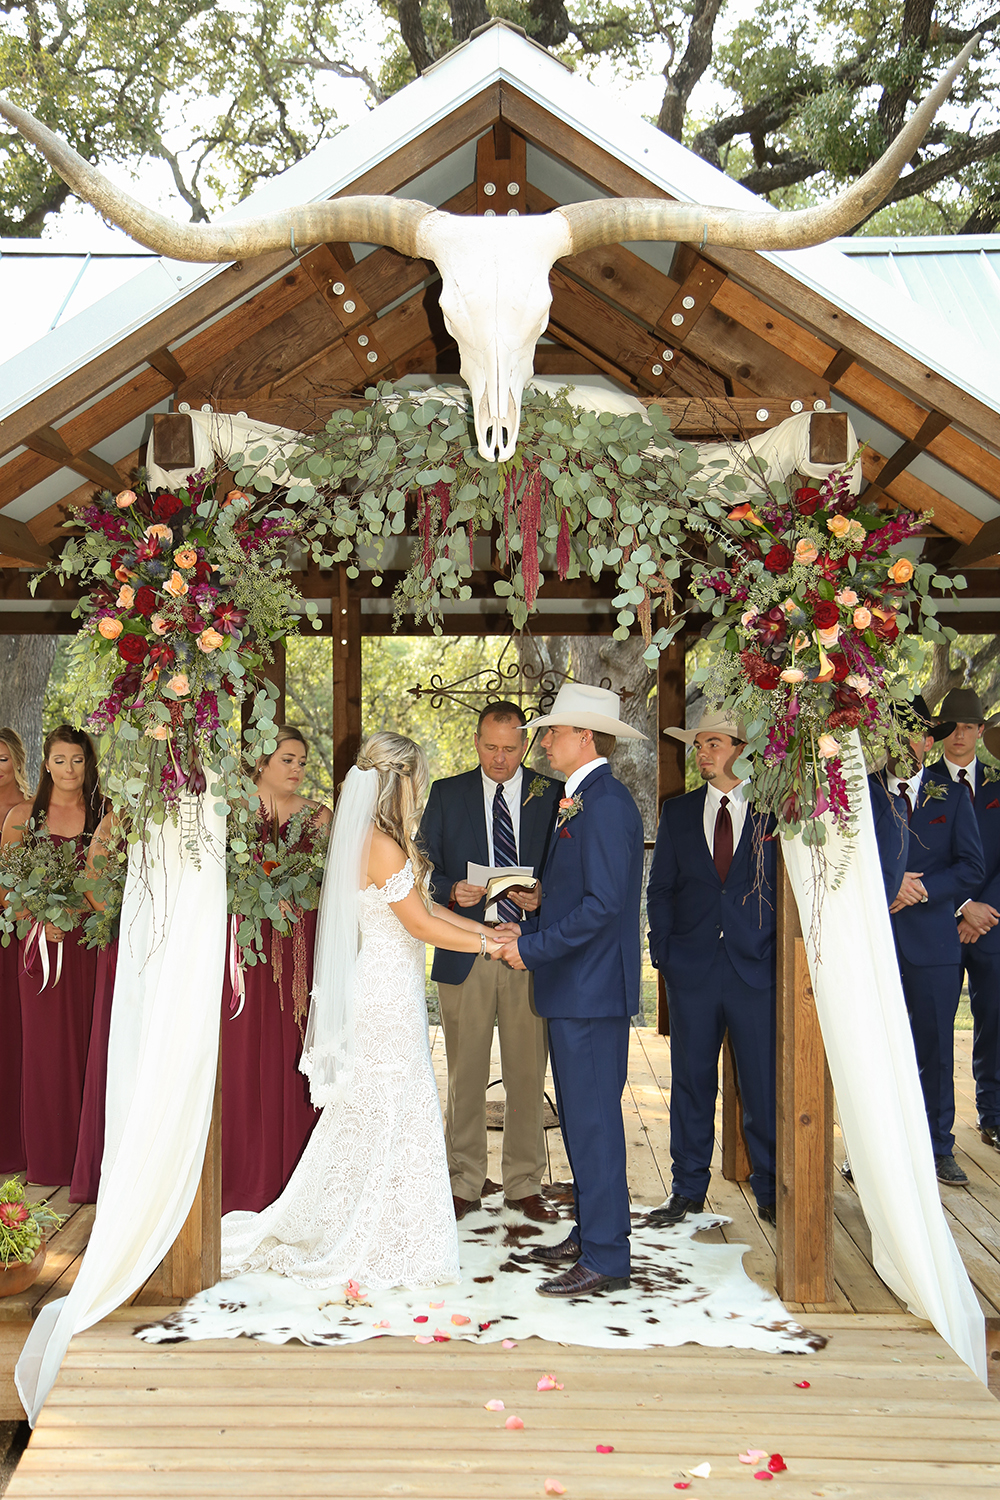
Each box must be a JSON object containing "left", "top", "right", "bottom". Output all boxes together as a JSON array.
[{"left": 366, "top": 828, "right": 406, "bottom": 884}]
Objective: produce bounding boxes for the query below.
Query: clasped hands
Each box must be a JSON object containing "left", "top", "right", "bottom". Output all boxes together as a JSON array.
[
  {"left": 958, "top": 900, "right": 1000, "bottom": 945},
  {"left": 490, "top": 921, "right": 525, "bottom": 970}
]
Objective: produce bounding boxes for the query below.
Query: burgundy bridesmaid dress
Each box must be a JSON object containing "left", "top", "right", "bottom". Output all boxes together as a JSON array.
[
  {"left": 221, "top": 903, "right": 320, "bottom": 1215},
  {"left": 18, "top": 836, "right": 98, "bottom": 1185},
  {"left": 69, "top": 941, "right": 118, "bottom": 1203},
  {"left": 0, "top": 938, "right": 26, "bottom": 1173}
]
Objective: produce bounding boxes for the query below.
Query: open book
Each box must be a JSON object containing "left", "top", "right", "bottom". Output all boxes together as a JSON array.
[{"left": 467, "top": 863, "right": 538, "bottom": 924}]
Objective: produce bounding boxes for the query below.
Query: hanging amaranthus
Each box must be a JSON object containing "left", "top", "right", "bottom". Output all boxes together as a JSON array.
[
  {"left": 556, "top": 509, "right": 571, "bottom": 581},
  {"left": 519, "top": 466, "right": 543, "bottom": 609}
]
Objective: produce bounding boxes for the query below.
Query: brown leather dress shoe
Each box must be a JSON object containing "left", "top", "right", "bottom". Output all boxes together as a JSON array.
[
  {"left": 504, "top": 1192, "right": 558, "bottom": 1223},
  {"left": 536, "top": 1263, "right": 630, "bottom": 1297},
  {"left": 529, "top": 1236, "right": 581, "bottom": 1265},
  {"left": 452, "top": 1195, "right": 481, "bottom": 1221}
]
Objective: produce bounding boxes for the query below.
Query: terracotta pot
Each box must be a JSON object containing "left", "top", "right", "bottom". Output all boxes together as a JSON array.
[{"left": 0, "top": 1243, "right": 46, "bottom": 1298}]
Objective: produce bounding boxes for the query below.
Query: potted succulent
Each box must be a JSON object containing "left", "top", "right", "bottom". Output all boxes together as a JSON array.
[{"left": 0, "top": 1180, "right": 64, "bottom": 1297}]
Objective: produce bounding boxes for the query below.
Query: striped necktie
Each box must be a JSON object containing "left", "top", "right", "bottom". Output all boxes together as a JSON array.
[{"left": 492, "top": 782, "right": 521, "bottom": 924}]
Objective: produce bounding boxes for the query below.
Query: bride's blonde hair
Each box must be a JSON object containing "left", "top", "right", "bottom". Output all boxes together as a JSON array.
[{"left": 355, "top": 731, "right": 433, "bottom": 902}]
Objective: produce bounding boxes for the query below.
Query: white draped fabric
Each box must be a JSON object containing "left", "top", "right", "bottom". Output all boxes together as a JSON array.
[
  {"left": 783, "top": 735, "right": 987, "bottom": 1382},
  {"left": 145, "top": 409, "right": 313, "bottom": 495},
  {"left": 15, "top": 797, "right": 227, "bottom": 1425}
]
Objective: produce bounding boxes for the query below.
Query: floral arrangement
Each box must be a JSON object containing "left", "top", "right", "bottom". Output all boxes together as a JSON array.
[
  {"left": 35, "top": 473, "right": 322, "bottom": 835},
  {"left": 0, "top": 1179, "right": 64, "bottom": 1267},
  {"left": 0, "top": 829, "right": 90, "bottom": 945},
  {"left": 692, "top": 464, "right": 965, "bottom": 843},
  {"left": 227, "top": 808, "right": 330, "bottom": 1031}
]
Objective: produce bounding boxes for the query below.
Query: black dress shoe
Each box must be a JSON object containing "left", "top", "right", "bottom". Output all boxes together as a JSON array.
[
  {"left": 529, "top": 1236, "right": 582, "bottom": 1265},
  {"left": 757, "top": 1202, "right": 776, "bottom": 1225},
  {"left": 981, "top": 1124, "right": 1000, "bottom": 1153},
  {"left": 645, "top": 1194, "right": 704, "bottom": 1227},
  {"left": 935, "top": 1154, "right": 969, "bottom": 1186},
  {"left": 536, "top": 1263, "right": 630, "bottom": 1297}
]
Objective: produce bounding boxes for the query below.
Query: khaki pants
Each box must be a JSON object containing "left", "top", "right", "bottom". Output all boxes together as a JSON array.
[{"left": 437, "top": 955, "right": 549, "bottom": 1200}]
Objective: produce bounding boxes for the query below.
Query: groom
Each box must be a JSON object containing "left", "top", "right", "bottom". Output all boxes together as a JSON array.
[{"left": 494, "top": 683, "right": 646, "bottom": 1297}]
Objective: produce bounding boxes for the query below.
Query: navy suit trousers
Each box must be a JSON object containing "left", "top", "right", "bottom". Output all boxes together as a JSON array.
[
  {"left": 547, "top": 1015, "right": 631, "bottom": 1278},
  {"left": 898, "top": 955, "right": 963, "bottom": 1155},
  {"left": 666, "top": 945, "right": 776, "bottom": 1206},
  {"left": 963, "top": 945, "right": 1000, "bottom": 1131}
]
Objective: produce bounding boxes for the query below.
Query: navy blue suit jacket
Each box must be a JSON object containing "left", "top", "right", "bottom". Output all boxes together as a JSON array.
[
  {"left": 420, "top": 766, "right": 560, "bottom": 985},
  {"left": 925, "top": 758, "right": 1000, "bottom": 956},
  {"left": 872, "top": 770, "right": 984, "bottom": 967},
  {"left": 867, "top": 775, "right": 910, "bottom": 905},
  {"left": 646, "top": 786, "right": 776, "bottom": 993},
  {"left": 517, "top": 763, "right": 644, "bottom": 1019}
]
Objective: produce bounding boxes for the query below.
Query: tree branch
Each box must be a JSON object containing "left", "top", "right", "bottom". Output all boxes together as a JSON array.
[
  {"left": 657, "top": 0, "right": 723, "bottom": 141},
  {"left": 395, "top": 0, "right": 434, "bottom": 73}
]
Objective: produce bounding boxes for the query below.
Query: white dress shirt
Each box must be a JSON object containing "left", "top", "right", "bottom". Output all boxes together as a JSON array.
[
  {"left": 891, "top": 767, "right": 923, "bottom": 811},
  {"left": 482, "top": 765, "right": 523, "bottom": 864},
  {"left": 941, "top": 755, "right": 978, "bottom": 791},
  {"left": 564, "top": 756, "right": 608, "bottom": 798},
  {"left": 703, "top": 778, "right": 749, "bottom": 854}
]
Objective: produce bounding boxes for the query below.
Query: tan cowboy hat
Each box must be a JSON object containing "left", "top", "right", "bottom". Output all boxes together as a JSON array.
[
  {"left": 664, "top": 708, "right": 747, "bottom": 745},
  {"left": 528, "top": 682, "right": 647, "bottom": 740}
]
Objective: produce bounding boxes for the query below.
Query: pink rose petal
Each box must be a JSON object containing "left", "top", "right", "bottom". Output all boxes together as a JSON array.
[
  {"left": 739, "top": 1449, "right": 767, "bottom": 1462},
  {"left": 505, "top": 1415, "right": 525, "bottom": 1430},
  {"left": 543, "top": 1483, "right": 566, "bottom": 1496},
  {"left": 414, "top": 1335, "right": 433, "bottom": 1344},
  {"left": 753, "top": 1473, "right": 773, "bottom": 1482},
  {"left": 451, "top": 1313, "right": 471, "bottom": 1326},
  {"left": 374, "top": 1320, "right": 390, "bottom": 1328},
  {"left": 537, "top": 1374, "right": 564, "bottom": 1391},
  {"left": 484, "top": 1400, "right": 505, "bottom": 1412},
  {"left": 595, "top": 1444, "right": 614, "bottom": 1453},
  {"left": 429, "top": 1300, "right": 445, "bottom": 1308},
  {"left": 502, "top": 1339, "right": 518, "bottom": 1349}
]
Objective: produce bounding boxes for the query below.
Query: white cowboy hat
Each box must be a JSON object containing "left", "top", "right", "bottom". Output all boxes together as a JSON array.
[
  {"left": 664, "top": 708, "right": 747, "bottom": 745},
  {"left": 528, "top": 682, "right": 647, "bottom": 741}
]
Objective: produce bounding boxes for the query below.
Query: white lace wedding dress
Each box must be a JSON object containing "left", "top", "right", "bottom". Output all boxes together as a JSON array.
[{"left": 221, "top": 862, "right": 460, "bottom": 1289}]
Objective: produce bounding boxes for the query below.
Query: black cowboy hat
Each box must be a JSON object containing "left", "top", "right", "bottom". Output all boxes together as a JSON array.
[{"left": 904, "top": 694, "right": 955, "bottom": 743}]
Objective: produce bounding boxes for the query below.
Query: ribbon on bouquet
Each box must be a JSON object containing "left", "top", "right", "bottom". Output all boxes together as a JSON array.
[
  {"left": 22, "top": 920, "right": 64, "bottom": 991},
  {"left": 228, "top": 915, "right": 246, "bottom": 1019}
]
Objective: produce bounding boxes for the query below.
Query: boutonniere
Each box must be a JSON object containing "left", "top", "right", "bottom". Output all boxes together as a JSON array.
[
  {"left": 556, "top": 793, "right": 583, "bottom": 828},
  {"left": 524, "top": 775, "right": 552, "bottom": 805},
  {"left": 921, "top": 781, "right": 948, "bottom": 804}
]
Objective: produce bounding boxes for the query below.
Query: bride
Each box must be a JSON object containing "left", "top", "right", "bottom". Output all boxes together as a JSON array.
[{"left": 222, "top": 731, "right": 504, "bottom": 1290}]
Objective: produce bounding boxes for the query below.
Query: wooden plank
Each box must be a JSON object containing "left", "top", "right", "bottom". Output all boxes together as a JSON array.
[
  {"left": 0, "top": 1319, "right": 29, "bottom": 1420},
  {"left": 332, "top": 567, "right": 362, "bottom": 791},
  {"left": 776, "top": 856, "right": 834, "bottom": 1303},
  {"left": 861, "top": 448, "right": 983, "bottom": 543},
  {"left": 24, "top": 427, "right": 122, "bottom": 491},
  {"left": 0, "top": 515, "right": 52, "bottom": 565},
  {"left": 720, "top": 1035, "right": 752, "bottom": 1182},
  {"left": 710, "top": 277, "right": 836, "bottom": 380},
  {"left": 159, "top": 1048, "right": 221, "bottom": 1298}
]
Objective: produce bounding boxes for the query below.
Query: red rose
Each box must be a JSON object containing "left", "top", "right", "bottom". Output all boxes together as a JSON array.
[
  {"left": 153, "top": 492, "right": 184, "bottom": 520},
  {"left": 794, "top": 486, "right": 822, "bottom": 516},
  {"left": 828, "top": 651, "right": 850, "bottom": 682},
  {"left": 764, "top": 543, "right": 794, "bottom": 574},
  {"left": 812, "top": 600, "right": 840, "bottom": 629},
  {"left": 117, "top": 631, "right": 149, "bottom": 664},
  {"left": 134, "top": 586, "right": 158, "bottom": 616},
  {"left": 194, "top": 560, "right": 213, "bottom": 583}
]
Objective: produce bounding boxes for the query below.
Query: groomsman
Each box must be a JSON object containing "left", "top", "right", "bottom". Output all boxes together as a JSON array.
[
  {"left": 420, "top": 702, "right": 561, "bottom": 1222},
  {"left": 494, "top": 683, "right": 646, "bottom": 1297},
  {"left": 925, "top": 689, "right": 1000, "bottom": 1153},
  {"left": 646, "top": 711, "right": 778, "bottom": 1227},
  {"left": 871, "top": 695, "right": 984, "bottom": 1184}
]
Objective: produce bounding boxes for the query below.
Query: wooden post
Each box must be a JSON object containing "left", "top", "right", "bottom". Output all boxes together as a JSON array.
[
  {"left": 333, "top": 564, "right": 362, "bottom": 793},
  {"left": 161, "top": 1040, "right": 222, "bottom": 1298},
  {"left": 775, "top": 852, "right": 834, "bottom": 1303},
  {"left": 655, "top": 635, "right": 686, "bottom": 1036},
  {"left": 721, "top": 1034, "right": 752, "bottom": 1181},
  {"left": 259, "top": 642, "right": 286, "bottom": 722}
]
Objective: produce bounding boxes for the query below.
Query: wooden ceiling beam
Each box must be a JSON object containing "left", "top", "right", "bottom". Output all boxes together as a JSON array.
[
  {"left": 475, "top": 123, "right": 526, "bottom": 215},
  {"left": 860, "top": 447, "right": 982, "bottom": 545},
  {"left": 146, "top": 346, "right": 188, "bottom": 387},
  {"left": 24, "top": 425, "right": 122, "bottom": 491},
  {"left": 0, "top": 515, "right": 53, "bottom": 567}
]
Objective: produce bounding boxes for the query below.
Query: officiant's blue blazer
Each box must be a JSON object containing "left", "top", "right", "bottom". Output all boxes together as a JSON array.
[
  {"left": 870, "top": 770, "right": 983, "bottom": 967},
  {"left": 924, "top": 758, "right": 1000, "bottom": 957},
  {"left": 867, "top": 775, "right": 910, "bottom": 905},
  {"left": 420, "top": 766, "right": 560, "bottom": 985},
  {"left": 517, "top": 763, "right": 644, "bottom": 1018},
  {"left": 646, "top": 786, "right": 776, "bottom": 993}
]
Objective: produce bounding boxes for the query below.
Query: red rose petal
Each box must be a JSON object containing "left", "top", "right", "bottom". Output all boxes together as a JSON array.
[
  {"left": 595, "top": 1444, "right": 614, "bottom": 1453},
  {"left": 753, "top": 1473, "right": 773, "bottom": 1482},
  {"left": 413, "top": 1315, "right": 428, "bottom": 1323},
  {"left": 768, "top": 1455, "right": 787, "bottom": 1473},
  {"left": 674, "top": 1486, "right": 690, "bottom": 1491},
  {"left": 795, "top": 1380, "right": 810, "bottom": 1388}
]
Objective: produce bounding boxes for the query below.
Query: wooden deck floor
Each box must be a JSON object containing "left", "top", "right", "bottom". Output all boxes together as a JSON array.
[{"left": 5, "top": 1026, "right": 1000, "bottom": 1496}]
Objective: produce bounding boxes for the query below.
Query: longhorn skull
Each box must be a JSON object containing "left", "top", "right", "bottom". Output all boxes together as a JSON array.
[{"left": 0, "top": 40, "right": 975, "bottom": 462}]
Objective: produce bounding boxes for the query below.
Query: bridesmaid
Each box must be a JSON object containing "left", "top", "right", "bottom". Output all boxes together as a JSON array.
[
  {"left": 70, "top": 812, "right": 122, "bottom": 1204},
  {"left": 0, "top": 728, "right": 30, "bottom": 1173},
  {"left": 222, "top": 725, "right": 331, "bottom": 1213},
  {"left": 1, "top": 725, "right": 106, "bottom": 1185}
]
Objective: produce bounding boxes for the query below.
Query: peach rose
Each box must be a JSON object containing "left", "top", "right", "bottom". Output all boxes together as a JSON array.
[
  {"left": 115, "top": 489, "right": 137, "bottom": 509},
  {"left": 197, "top": 627, "right": 226, "bottom": 654},
  {"left": 818, "top": 624, "right": 840, "bottom": 647},
  {"left": 794, "top": 539, "right": 818, "bottom": 565},
  {"left": 817, "top": 734, "right": 840, "bottom": 758},
  {"left": 827, "top": 514, "right": 850, "bottom": 539},
  {"left": 780, "top": 667, "right": 805, "bottom": 683},
  {"left": 224, "top": 489, "right": 250, "bottom": 506},
  {"left": 847, "top": 673, "right": 871, "bottom": 696},
  {"left": 835, "top": 588, "right": 859, "bottom": 607},
  {"left": 888, "top": 557, "right": 914, "bottom": 584},
  {"left": 145, "top": 722, "right": 169, "bottom": 740},
  {"left": 144, "top": 523, "right": 173, "bottom": 542},
  {"left": 782, "top": 598, "right": 797, "bottom": 614},
  {"left": 174, "top": 547, "right": 198, "bottom": 569},
  {"left": 848, "top": 519, "right": 865, "bottom": 542},
  {"left": 163, "top": 571, "right": 189, "bottom": 599},
  {"left": 741, "top": 608, "right": 759, "bottom": 627},
  {"left": 150, "top": 614, "right": 170, "bottom": 635},
  {"left": 97, "top": 617, "right": 123, "bottom": 640},
  {"left": 853, "top": 606, "right": 872, "bottom": 630},
  {"left": 117, "top": 585, "right": 135, "bottom": 609},
  {"left": 167, "top": 673, "right": 190, "bottom": 697}
]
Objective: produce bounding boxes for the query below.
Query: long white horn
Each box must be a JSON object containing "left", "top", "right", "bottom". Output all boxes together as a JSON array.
[
  {"left": 557, "top": 37, "right": 979, "bottom": 254},
  {"left": 0, "top": 95, "right": 434, "bottom": 260}
]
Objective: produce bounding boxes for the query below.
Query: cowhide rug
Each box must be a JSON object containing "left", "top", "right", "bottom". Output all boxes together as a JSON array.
[{"left": 136, "top": 1185, "right": 825, "bottom": 1356}]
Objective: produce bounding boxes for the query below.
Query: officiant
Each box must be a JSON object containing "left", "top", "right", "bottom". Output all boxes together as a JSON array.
[{"left": 420, "top": 702, "right": 561, "bottom": 1222}]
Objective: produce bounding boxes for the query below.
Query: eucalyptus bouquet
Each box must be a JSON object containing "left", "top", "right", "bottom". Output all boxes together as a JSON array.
[
  {"left": 0, "top": 1179, "right": 65, "bottom": 1267},
  {"left": 0, "top": 829, "right": 89, "bottom": 944}
]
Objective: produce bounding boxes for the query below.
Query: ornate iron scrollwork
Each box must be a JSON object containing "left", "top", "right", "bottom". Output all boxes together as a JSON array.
[{"left": 407, "top": 631, "right": 610, "bottom": 719}]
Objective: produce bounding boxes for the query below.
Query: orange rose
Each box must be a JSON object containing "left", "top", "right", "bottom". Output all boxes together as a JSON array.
[
  {"left": 167, "top": 672, "right": 190, "bottom": 697},
  {"left": 144, "top": 523, "right": 173, "bottom": 543},
  {"left": 224, "top": 489, "right": 249, "bottom": 507},
  {"left": 115, "top": 489, "right": 137, "bottom": 509},
  {"left": 174, "top": 547, "right": 198, "bottom": 569},
  {"left": 97, "top": 617, "right": 123, "bottom": 640},
  {"left": 888, "top": 557, "right": 914, "bottom": 584},
  {"left": 794, "top": 539, "right": 818, "bottom": 565},
  {"left": 853, "top": 606, "right": 872, "bottom": 630},
  {"left": 163, "top": 571, "right": 189, "bottom": 599},
  {"left": 117, "top": 585, "right": 135, "bottom": 609},
  {"left": 818, "top": 624, "right": 840, "bottom": 647},
  {"left": 826, "top": 515, "right": 850, "bottom": 539},
  {"left": 145, "top": 723, "right": 169, "bottom": 740},
  {"left": 197, "top": 627, "right": 226, "bottom": 653}
]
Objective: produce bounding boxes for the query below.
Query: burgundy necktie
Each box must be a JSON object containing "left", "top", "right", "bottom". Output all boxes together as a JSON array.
[
  {"left": 958, "top": 768, "right": 975, "bottom": 805},
  {"left": 713, "top": 794, "right": 733, "bottom": 883},
  {"left": 897, "top": 783, "right": 913, "bottom": 821}
]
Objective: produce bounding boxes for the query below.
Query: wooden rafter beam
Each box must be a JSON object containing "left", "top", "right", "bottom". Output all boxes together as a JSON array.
[
  {"left": 24, "top": 425, "right": 122, "bottom": 491},
  {"left": 0, "top": 515, "right": 53, "bottom": 567},
  {"left": 863, "top": 411, "right": 952, "bottom": 502}
]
